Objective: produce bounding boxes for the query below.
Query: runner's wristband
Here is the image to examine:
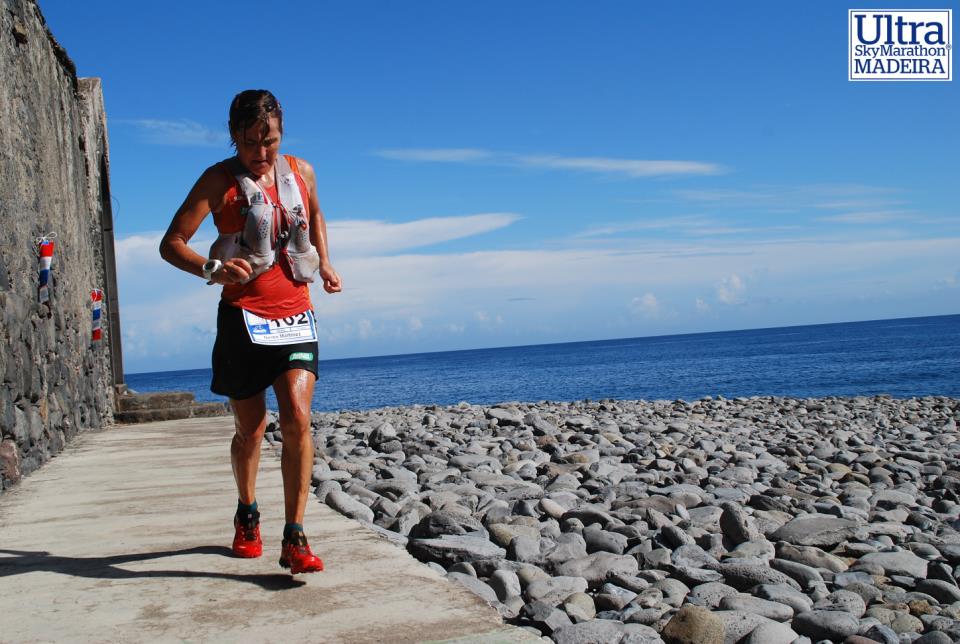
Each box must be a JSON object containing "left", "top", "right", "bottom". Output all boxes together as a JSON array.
[{"left": 202, "top": 259, "right": 223, "bottom": 283}]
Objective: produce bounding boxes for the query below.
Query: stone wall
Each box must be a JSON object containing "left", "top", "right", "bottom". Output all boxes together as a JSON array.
[{"left": 0, "top": 0, "right": 119, "bottom": 489}]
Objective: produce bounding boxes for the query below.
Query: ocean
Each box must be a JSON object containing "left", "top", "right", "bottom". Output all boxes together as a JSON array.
[{"left": 125, "top": 314, "right": 960, "bottom": 412}]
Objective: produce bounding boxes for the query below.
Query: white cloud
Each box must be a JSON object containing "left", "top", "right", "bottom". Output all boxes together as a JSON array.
[
  {"left": 473, "top": 311, "right": 504, "bottom": 325},
  {"left": 816, "top": 211, "right": 910, "bottom": 224},
  {"left": 115, "top": 233, "right": 167, "bottom": 266},
  {"left": 118, "top": 119, "right": 229, "bottom": 147},
  {"left": 376, "top": 148, "right": 492, "bottom": 162},
  {"left": 377, "top": 148, "right": 723, "bottom": 178},
  {"left": 115, "top": 222, "right": 960, "bottom": 371},
  {"left": 673, "top": 184, "right": 904, "bottom": 212},
  {"left": 940, "top": 270, "right": 959, "bottom": 288},
  {"left": 674, "top": 188, "right": 776, "bottom": 204},
  {"left": 330, "top": 212, "right": 520, "bottom": 256},
  {"left": 631, "top": 293, "right": 660, "bottom": 317},
  {"left": 717, "top": 274, "right": 746, "bottom": 305},
  {"left": 516, "top": 155, "right": 723, "bottom": 177},
  {"left": 695, "top": 298, "right": 711, "bottom": 313},
  {"left": 577, "top": 216, "right": 805, "bottom": 240},
  {"left": 813, "top": 199, "right": 907, "bottom": 210},
  {"left": 576, "top": 216, "right": 714, "bottom": 237},
  {"left": 357, "top": 319, "right": 373, "bottom": 339}
]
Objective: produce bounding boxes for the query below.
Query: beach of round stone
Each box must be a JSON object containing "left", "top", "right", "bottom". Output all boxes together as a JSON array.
[{"left": 279, "top": 395, "right": 960, "bottom": 643}]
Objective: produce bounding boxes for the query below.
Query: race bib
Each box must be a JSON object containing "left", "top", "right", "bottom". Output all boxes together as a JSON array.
[{"left": 242, "top": 309, "right": 317, "bottom": 346}]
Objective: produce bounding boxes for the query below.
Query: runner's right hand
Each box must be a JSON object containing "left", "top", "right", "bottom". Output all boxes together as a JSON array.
[{"left": 213, "top": 258, "right": 253, "bottom": 284}]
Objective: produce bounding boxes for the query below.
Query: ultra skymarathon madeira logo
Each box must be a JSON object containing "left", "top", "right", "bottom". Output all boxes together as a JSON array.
[{"left": 849, "top": 9, "right": 952, "bottom": 80}]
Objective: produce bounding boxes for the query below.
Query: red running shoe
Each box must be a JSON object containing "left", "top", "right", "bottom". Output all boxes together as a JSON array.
[
  {"left": 279, "top": 532, "right": 324, "bottom": 574},
  {"left": 232, "top": 510, "right": 263, "bottom": 558}
]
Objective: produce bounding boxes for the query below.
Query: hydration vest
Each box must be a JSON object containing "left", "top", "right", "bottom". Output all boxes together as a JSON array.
[{"left": 209, "top": 155, "right": 320, "bottom": 284}]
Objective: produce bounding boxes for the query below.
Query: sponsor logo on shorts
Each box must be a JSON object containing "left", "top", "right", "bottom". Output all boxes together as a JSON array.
[{"left": 289, "top": 352, "right": 314, "bottom": 362}]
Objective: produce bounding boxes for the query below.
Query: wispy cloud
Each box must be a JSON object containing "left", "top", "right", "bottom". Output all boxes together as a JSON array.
[
  {"left": 117, "top": 119, "right": 229, "bottom": 147},
  {"left": 717, "top": 273, "right": 746, "bottom": 305},
  {"left": 376, "top": 148, "right": 724, "bottom": 178},
  {"left": 474, "top": 310, "right": 504, "bottom": 325},
  {"left": 813, "top": 199, "right": 907, "bottom": 210},
  {"left": 515, "top": 155, "right": 724, "bottom": 177},
  {"left": 631, "top": 293, "right": 660, "bottom": 317},
  {"left": 673, "top": 188, "right": 777, "bottom": 204},
  {"left": 330, "top": 212, "right": 520, "bottom": 256},
  {"left": 816, "top": 211, "right": 911, "bottom": 224},
  {"left": 116, "top": 226, "right": 960, "bottom": 371},
  {"left": 377, "top": 148, "right": 492, "bottom": 162},
  {"left": 673, "top": 184, "right": 904, "bottom": 210},
  {"left": 576, "top": 216, "right": 805, "bottom": 241},
  {"left": 576, "top": 216, "right": 715, "bottom": 237}
]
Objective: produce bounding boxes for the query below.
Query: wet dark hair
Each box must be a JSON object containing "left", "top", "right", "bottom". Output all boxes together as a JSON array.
[{"left": 228, "top": 89, "right": 283, "bottom": 148}]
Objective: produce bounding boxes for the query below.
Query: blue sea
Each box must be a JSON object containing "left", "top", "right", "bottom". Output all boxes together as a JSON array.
[{"left": 126, "top": 314, "right": 960, "bottom": 412}]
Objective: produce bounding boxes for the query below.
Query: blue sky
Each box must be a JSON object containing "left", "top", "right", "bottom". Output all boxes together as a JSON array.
[{"left": 40, "top": 1, "right": 959, "bottom": 373}]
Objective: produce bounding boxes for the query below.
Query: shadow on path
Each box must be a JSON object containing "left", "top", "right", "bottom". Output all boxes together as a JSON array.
[{"left": 0, "top": 546, "right": 304, "bottom": 590}]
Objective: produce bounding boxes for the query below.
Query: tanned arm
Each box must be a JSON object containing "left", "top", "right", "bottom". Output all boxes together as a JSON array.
[
  {"left": 295, "top": 158, "right": 342, "bottom": 294},
  {"left": 159, "top": 165, "right": 252, "bottom": 284}
]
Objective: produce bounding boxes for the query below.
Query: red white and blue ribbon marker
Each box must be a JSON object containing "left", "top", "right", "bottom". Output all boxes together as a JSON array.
[
  {"left": 36, "top": 232, "right": 57, "bottom": 304},
  {"left": 91, "top": 288, "right": 104, "bottom": 343}
]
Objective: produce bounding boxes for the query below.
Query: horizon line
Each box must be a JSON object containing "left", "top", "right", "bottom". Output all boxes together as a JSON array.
[{"left": 125, "top": 311, "right": 959, "bottom": 377}]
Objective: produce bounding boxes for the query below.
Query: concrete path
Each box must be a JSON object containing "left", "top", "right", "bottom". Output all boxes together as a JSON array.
[{"left": 0, "top": 417, "right": 541, "bottom": 644}]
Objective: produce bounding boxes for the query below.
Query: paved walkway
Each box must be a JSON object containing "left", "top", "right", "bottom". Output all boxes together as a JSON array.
[{"left": 0, "top": 417, "right": 540, "bottom": 644}]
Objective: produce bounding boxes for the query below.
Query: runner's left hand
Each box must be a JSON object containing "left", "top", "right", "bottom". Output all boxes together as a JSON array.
[{"left": 320, "top": 262, "right": 342, "bottom": 294}]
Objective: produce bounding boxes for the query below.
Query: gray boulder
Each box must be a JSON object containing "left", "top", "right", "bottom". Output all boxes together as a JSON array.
[
  {"left": 791, "top": 610, "right": 859, "bottom": 641},
  {"left": 447, "top": 572, "right": 497, "bottom": 603},
  {"left": 858, "top": 550, "right": 928, "bottom": 579},
  {"left": 620, "top": 623, "right": 665, "bottom": 644},
  {"left": 718, "top": 595, "right": 793, "bottom": 621},
  {"left": 488, "top": 569, "right": 522, "bottom": 601},
  {"left": 554, "top": 552, "right": 639, "bottom": 588},
  {"left": 325, "top": 490, "right": 375, "bottom": 523},
  {"left": 687, "top": 582, "right": 738, "bottom": 609},
  {"left": 553, "top": 619, "right": 626, "bottom": 644},
  {"left": 712, "top": 562, "right": 801, "bottom": 591},
  {"left": 714, "top": 610, "right": 778, "bottom": 644},
  {"left": 770, "top": 515, "right": 865, "bottom": 547},
  {"left": 521, "top": 600, "right": 573, "bottom": 634},
  {"left": 742, "top": 621, "right": 799, "bottom": 644},
  {"left": 774, "top": 542, "right": 849, "bottom": 572},
  {"left": 720, "top": 502, "right": 761, "bottom": 545},
  {"left": 812, "top": 589, "right": 866, "bottom": 618},
  {"left": 916, "top": 579, "right": 960, "bottom": 603},
  {"left": 407, "top": 535, "right": 506, "bottom": 567},
  {"left": 525, "top": 575, "right": 589, "bottom": 606},
  {"left": 753, "top": 584, "right": 813, "bottom": 614},
  {"left": 561, "top": 592, "right": 596, "bottom": 623}
]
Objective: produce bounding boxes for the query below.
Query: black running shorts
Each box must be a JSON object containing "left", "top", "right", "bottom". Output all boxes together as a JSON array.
[{"left": 210, "top": 302, "right": 319, "bottom": 400}]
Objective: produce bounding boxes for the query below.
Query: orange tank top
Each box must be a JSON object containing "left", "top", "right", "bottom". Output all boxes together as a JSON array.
[{"left": 212, "top": 155, "right": 313, "bottom": 318}]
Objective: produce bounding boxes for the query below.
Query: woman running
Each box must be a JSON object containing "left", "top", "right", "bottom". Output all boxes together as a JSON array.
[{"left": 160, "top": 89, "right": 342, "bottom": 573}]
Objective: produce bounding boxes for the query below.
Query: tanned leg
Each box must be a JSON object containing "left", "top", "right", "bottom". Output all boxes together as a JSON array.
[
  {"left": 273, "top": 369, "right": 316, "bottom": 524},
  {"left": 230, "top": 392, "right": 268, "bottom": 505}
]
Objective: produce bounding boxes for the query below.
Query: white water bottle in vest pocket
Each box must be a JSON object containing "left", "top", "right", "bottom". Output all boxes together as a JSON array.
[{"left": 285, "top": 204, "right": 320, "bottom": 282}]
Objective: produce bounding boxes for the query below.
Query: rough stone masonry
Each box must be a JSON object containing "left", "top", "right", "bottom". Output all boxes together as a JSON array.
[{"left": 0, "top": 0, "right": 119, "bottom": 490}]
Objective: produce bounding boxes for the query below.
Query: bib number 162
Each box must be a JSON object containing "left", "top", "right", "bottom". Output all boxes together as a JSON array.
[{"left": 271, "top": 312, "right": 310, "bottom": 328}]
